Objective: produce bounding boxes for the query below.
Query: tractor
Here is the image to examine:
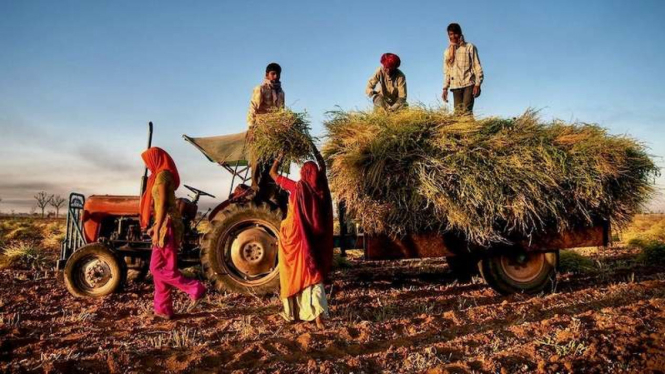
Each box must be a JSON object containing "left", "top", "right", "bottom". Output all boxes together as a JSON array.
[
  {"left": 58, "top": 122, "right": 611, "bottom": 298},
  {"left": 58, "top": 122, "right": 292, "bottom": 297}
]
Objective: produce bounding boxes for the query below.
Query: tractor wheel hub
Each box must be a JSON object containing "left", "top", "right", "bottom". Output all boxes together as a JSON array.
[
  {"left": 500, "top": 252, "right": 546, "bottom": 283},
  {"left": 230, "top": 227, "right": 277, "bottom": 276},
  {"left": 81, "top": 258, "right": 112, "bottom": 288}
]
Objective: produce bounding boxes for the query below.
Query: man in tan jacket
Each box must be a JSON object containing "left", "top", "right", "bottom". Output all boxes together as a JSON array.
[
  {"left": 247, "top": 63, "right": 285, "bottom": 204},
  {"left": 366, "top": 53, "right": 407, "bottom": 111},
  {"left": 442, "top": 23, "right": 484, "bottom": 116},
  {"left": 247, "top": 63, "right": 285, "bottom": 128}
]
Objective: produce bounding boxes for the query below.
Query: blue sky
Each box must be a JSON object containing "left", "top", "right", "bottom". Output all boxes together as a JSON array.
[{"left": 1, "top": 0, "right": 664, "bottom": 212}]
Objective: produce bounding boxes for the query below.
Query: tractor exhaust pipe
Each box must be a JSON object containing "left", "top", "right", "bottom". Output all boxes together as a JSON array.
[{"left": 139, "top": 121, "right": 154, "bottom": 197}]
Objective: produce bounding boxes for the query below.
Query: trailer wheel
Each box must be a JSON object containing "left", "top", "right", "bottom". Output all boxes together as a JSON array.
[
  {"left": 479, "top": 250, "right": 558, "bottom": 295},
  {"left": 201, "top": 203, "right": 281, "bottom": 295},
  {"left": 64, "top": 243, "right": 127, "bottom": 298}
]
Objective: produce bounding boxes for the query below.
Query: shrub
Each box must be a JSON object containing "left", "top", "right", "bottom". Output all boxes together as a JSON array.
[
  {"left": 558, "top": 250, "right": 595, "bottom": 273},
  {"left": 630, "top": 238, "right": 665, "bottom": 264},
  {"left": 1, "top": 241, "right": 50, "bottom": 270}
]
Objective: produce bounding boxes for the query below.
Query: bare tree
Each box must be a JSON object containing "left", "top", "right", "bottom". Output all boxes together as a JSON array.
[
  {"left": 50, "top": 195, "right": 66, "bottom": 218},
  {"left": 34, "top": 191, "right": 53, "bottom": 218}
]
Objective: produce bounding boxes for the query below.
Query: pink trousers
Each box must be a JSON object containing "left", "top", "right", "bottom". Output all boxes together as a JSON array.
[{"left": 150, "top": 227, "right": 205, "bottom": 317}]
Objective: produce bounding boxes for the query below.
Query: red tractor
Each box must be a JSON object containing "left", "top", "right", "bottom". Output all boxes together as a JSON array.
[{"left": 58, "top": 123, "right": 291, "bottom": 297}]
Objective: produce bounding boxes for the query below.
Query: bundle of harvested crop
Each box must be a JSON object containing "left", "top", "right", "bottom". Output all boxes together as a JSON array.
[
  {"left": 323, "top": 106, "right": 658, "bottom": 245},
  {"left": 249, "top": 109, "right": 316, "bottom": 164}
]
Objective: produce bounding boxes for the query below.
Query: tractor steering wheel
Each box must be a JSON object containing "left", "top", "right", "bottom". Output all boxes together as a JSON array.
[{"left": 183, "top": 184, "right": 215, "bottom": 203}]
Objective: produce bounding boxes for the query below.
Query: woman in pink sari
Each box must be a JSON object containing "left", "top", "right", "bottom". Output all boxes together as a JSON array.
[{"left": 140, "top": 147, "right": 206, "bottom": 320}]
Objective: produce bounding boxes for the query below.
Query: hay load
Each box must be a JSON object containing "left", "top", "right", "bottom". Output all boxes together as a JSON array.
[
  {"left": 249, "top": 109, "right": 316, "bottom": 163},
  {"left": 323, "top": 107, "right": 659, "bottom": 246}
]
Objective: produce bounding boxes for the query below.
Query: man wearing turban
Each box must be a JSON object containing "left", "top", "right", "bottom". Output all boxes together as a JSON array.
[{"left": 366, "top": 53, "right": 407, "bottom": 111}]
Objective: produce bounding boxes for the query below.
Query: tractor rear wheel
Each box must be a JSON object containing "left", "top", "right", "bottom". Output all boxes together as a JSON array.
[
  {"left": 200, "top": 203, "right": 281, "bottom": 295},
  {"left": 479, "top": 250, "right": 558, "bottom": 295},
  {"left": 64, "top": 243, "right": 127, "bottom": 298}
]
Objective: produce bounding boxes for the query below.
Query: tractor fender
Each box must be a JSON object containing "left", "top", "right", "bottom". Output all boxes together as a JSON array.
[
  {"left": 208, "top": 184, "right": 254, "bottom": 221},
  {"left": 209, "top": 200, "right": 232, "bottom": 222}
]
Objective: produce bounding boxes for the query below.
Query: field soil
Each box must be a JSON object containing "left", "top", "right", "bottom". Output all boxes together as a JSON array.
[{"left": 1, "top": 218, "right": 665, "bottom": 373}]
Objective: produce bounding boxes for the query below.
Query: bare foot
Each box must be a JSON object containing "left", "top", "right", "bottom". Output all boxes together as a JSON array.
[
  {"left": 315, "top": 315, "right": 325, "bottom": 330},
  {"left": 151, "top": 312, "right": 172, "bottom": 322}
]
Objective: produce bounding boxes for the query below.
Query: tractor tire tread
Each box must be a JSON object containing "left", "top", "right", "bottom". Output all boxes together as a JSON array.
[{"left": 200, "top": 203, "right": 281, "bottom": 295}]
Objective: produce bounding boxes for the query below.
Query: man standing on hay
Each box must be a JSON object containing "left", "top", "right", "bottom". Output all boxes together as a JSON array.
[
  {"left": 247, "top": 62, "right": 285, "bottom": 203},
  {"left": 366, "top": 53, "right": 407, "bottom": 111},
  {"left": 442, "top": 23, "right": 484, "bottom": 116}
]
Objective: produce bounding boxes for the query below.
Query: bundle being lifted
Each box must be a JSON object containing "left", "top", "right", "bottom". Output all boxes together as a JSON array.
[
  {"left": 323, "top": 106, "right": 658, "bottom": 246},
  {"left": 249, "top": 109, "right": 316, "bottom": 164}
]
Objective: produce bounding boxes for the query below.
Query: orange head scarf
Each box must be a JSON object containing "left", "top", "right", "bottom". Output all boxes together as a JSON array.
[{"left": 139, "top": 147, "right": 180, "bottom": 229}]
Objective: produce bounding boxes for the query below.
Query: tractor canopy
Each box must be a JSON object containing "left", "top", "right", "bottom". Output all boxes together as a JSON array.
[{"left": 183, "top": 131, "right": 249, "bottom": 166}]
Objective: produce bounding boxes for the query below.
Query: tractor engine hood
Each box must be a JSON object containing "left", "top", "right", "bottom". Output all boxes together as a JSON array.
[
  {"left": 84, "top": 195, "right": 140, "bottom": 217},
  {"left": 82, "top": 196, "right": 140, "bottom": 243}
]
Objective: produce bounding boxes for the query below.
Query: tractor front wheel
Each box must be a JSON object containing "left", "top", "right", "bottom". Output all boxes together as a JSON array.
[
  {"left": 63, "top": 243, "right": 127, "bottom": 298},
  {"left": 479, "top": 250, "right": 558, "bottom": 295},
  {"left": 200, "top": 203, "right": 281, "bottom": 295}
]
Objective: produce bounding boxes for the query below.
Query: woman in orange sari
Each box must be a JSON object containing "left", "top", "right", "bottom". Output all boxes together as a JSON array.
[
  {"left": 269, "top": 146, "right": 333, "bottom": 329},
  {"left": 140, "top": 147, "right": 206, "bottom": 320}
]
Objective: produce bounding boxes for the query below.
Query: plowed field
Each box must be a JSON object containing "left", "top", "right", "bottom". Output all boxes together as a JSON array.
[{"left": 2, "top": 243, "right": 664, "bottom": 373}]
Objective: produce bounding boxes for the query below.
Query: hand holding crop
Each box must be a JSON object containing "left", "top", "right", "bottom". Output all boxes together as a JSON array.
[{"left": 442, "top": 89, "right": 449, "bottom": 103}]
